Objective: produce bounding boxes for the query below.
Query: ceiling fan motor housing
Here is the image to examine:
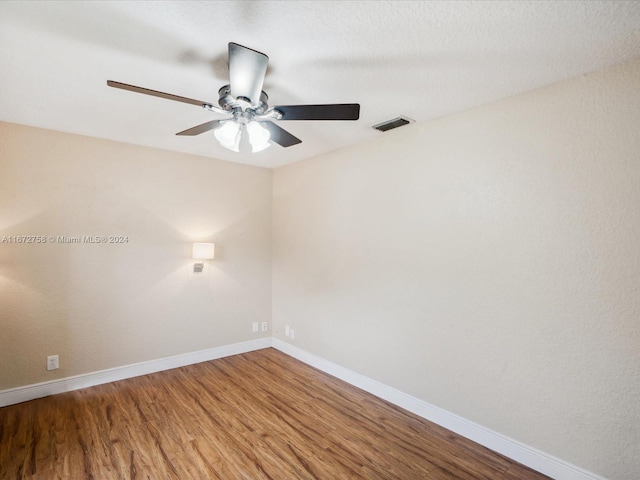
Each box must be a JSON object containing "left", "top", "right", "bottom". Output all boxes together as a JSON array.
[{"left": 217, "top": 85, "right": 269, "bottom": 115}]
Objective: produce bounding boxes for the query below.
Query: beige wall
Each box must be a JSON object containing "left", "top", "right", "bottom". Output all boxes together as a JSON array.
[
  {"left": 0, "top": 123, "right": 272, "bottom": 389},
  {"left": 273, "top": 58, "right": 640, "bottom": 479}
]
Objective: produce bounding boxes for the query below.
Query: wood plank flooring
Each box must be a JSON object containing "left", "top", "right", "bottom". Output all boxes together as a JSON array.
[{"left": 0, "top": 348, "right": 550, "bottom": 479}]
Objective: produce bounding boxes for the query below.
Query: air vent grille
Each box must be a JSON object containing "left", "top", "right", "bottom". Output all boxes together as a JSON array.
[{"left": 372, "top": 116, "right": 413, "bottom": 132}]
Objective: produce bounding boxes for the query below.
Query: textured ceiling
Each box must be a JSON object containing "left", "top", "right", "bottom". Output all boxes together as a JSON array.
[{"left": 1, "top": 1, "right": 639, "bottom": 168}]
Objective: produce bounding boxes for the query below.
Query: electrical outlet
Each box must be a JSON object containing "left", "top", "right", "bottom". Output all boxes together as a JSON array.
[
  {"left": 289, "top": 328, "right": 295, "bottom": 340},
  {"left": 47, "top": 355, "right": 59, "bottom": 371},
  {"left": 252, "top": 322, "right": 259, "bottom": 333},
  {"left": 261, "top": 322, "right": 268, "bottom": 332},
  {"left": 285, "top": 325, "right": 290, "bottom": 337}
]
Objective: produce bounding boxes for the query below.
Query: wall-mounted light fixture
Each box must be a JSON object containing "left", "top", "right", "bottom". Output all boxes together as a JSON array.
[{"left": 192, "top": 242, "right": 215, "bottom": 272}]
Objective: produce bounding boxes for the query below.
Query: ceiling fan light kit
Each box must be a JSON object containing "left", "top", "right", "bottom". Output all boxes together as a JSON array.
[
  {"left": 214, "top": 119, "right": 271, "bottom": 153},
  {"left": 108, "top": 42, "right": 360, "bottom": 154}
]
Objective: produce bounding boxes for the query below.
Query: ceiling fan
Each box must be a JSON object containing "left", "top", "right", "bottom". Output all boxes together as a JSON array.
[{"left": 108, "top": 42, "right": 360, "bottom": 153}]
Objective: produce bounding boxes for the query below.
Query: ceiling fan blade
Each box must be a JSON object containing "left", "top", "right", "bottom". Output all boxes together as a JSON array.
[
  {"left": 228, "top": 43, "right": 269, "bottom": 105},
  {"left": 261, "top": 121, "right": 302, "bottom": 148},
  {"left": 107, "top": 80, "right": 212, "bottom": 107},
  {"left": 274, "top": 104, "right": 360, "bottom": 121},
  {"left": 176, "top": 120, "right": 224, "bottom": 136}
]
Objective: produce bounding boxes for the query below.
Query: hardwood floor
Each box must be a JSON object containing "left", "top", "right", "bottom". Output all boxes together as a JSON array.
[{"left": 0, "top": 348, "right": 550, "bottom": 479}]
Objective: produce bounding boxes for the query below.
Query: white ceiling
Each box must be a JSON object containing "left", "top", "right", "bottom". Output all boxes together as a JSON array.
[{"left": 1, "top": 1, "right": 639, "bottom": 168}]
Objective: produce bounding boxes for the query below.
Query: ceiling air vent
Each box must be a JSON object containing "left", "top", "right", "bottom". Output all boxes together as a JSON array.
[{"left": 372, "top": 116, "right": 413, "bottom": 132}]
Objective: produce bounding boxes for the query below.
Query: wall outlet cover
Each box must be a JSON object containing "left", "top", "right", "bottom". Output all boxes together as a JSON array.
[{"left": 47, "top": 355, "right": 59, "bottom": 371}]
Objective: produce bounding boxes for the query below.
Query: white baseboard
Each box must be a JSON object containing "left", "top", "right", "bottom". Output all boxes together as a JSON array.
[
  {"left": 0, "top": 337, "right": 272, "bottom": 408},
  {"left": 272, "top": 338, "right": 606, "bottom": 480}
]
